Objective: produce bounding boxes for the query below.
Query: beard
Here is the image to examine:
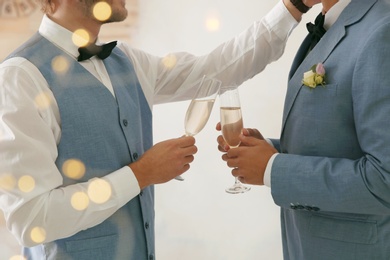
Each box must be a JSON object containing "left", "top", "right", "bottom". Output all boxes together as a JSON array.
[{"left": 80, "top": 0, "right": 128, "bottom": 23}]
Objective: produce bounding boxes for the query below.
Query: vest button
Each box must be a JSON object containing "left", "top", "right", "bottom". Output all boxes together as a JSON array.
[
  {"left": 145, "top": 222, "right": 149, "bottom": 229},
  {"left": 149, "top": 254, "right": 154, "bottom": 260},
  {"left": 133, "top": 152, "right": 138, "bottom": 160},
  {"left": 122, "top": 119, "right": 128, "bottom": 126}
]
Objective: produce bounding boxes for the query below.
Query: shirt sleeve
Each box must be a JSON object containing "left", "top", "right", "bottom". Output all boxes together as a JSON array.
[
  {"left": 0, "top": 58, "right": 140, "bottom": 247},
  {"left": 120, "top": 0, "right": 299, "bottom": 107}
]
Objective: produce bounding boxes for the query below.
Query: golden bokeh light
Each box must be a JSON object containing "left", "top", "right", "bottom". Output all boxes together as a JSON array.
[
  {"left": 162, "top": 54, "right": 177, "bottom": 69},
  {"left": 205, "top": 16, "right": 220, "bottom": 32},
  {"left": 51, "top": 55, "right": 70, "bottom": 75},
  {"left": 62, "top": 159, "right": 86, "bottom": 180},
  {"left": 0, "top": 173, "right": 16, "bottom": 191},
  {"left": 9, "top": 255, "right": 27, "bottom": 260},
  {"left": 93, "top": 1, "right": 112, "bottom": 22},
  {"left": 88, "top": 179, "right": 112, "bottom": 204},
  {"left": 72, "top": 29, "right": 90, "bottom": 47},
  {"left": 30, "top": 226, "right": 46, "bottom": 244},
  {"left": 34, "top": 91, "right": 52, "bottom": 110},
  {"left": 18, "top": 175, "right": 35, "bottom": 193},
  {"left": 71, "top": 191, "right": 90, "bottom": 211}
]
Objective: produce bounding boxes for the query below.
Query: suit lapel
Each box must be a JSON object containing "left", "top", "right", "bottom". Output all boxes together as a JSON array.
[{"left": 281, "top": 0, "right": 377, "bottom": 135}]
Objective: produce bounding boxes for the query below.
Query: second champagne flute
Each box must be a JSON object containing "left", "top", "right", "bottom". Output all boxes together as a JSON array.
[
  {"left": 175, "top": 75, "right": 221, "bottom": 181},
  {"left": 219, "top": 86, "right": 251, "bottom": 194}
]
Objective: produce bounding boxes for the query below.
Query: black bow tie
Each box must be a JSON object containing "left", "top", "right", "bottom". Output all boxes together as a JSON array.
[
  {"left": 77, "top": 41, "right": 117, "bottom": 62},
  {"left": 306, "top": 12, "right": 326, "bottom": 51}
]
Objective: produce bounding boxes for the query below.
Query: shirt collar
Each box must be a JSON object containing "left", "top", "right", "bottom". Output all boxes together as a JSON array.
[
  {"left": 38, "top": 15, "right": 103, "bottom": 60},
  {"left": 324, "top": 0, "right": 351, "bottom": 30},
  {"left": 38, "top": 15, "right": 81, "bottom": 59}
]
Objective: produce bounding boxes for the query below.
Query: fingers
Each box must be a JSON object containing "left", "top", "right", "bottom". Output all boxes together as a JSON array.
[
  {"left": 215, "top": 122, "right": 221, "bottom": 131},
  {"left": 239, "top": 134, "right": 263, "bottom": 146},
  {"left": 178, "top": 135, "right": 196, "bottom": 147},
  {"left": 242, "top": 128, "right": 264, "bottom": 140},
  {"left": 217, "top": 135, "right": 229, "bottom": 152}
]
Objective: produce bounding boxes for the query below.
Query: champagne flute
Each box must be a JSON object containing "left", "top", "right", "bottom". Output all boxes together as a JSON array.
[
  {"left": 175, "top": 75, "right": 221, "bottom": 181},
  {"left": 219, "top": 86, "right": 251, "bottom": 193}
]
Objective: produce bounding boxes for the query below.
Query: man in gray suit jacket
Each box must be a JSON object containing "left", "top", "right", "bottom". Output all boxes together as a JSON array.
[{"left": 218, "top": 0, "right": 390, "bottom": 259}]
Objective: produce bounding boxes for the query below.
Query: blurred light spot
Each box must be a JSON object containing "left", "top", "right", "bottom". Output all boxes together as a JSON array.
[
  {"left": 9, "top": 255, "right": 26, "bottom": 260},
  {"left": 205, "top": 16, "right": 220, "bottom": 32},
  {"left": 18, "top": 175, "right": 35, "bottom": 193},
  {"left": 162, "top": 54, "right": 177, "bottom": 69},
  {"left": 34, "top": 92, "right": 52, "bottom": 110},
  {"left": 88, "top": 179, "right": 112, "bottom": 204},
  {"left": 62, "top": 159, "right": 86, "bottom": 180},
  {"left": 72, "top": 29, "right": 90, "bottom": 47},
  {"left": 71, "top": 191, "right": 90, "bottom": 211},
  {"left": 30, "top": 226, "right": 46, "bottom": 244},
  {"left": 93, "top": 1, "right": 112, "bottom": 21},
  {"left": 0, "top": 173, "right": 16, "bottom": 191},
  {"left": 52, "top": 55, "right": 70, "bottom": 75}
]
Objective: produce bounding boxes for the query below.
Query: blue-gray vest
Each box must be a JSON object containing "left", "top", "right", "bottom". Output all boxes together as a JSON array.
[{"left": 8, "top": 33, "right": 155, "bottom": 260}]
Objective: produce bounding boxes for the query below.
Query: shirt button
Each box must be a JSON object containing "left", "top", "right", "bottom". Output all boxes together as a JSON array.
[
  {"left": 145, "top": 222, "right": 149, "bottom": 229},
  {"left": 123, "top": 119, "right": 128, "bottom": 126},
  {"left": 133, "top": 152, "right": 138, "bottom": 160}
]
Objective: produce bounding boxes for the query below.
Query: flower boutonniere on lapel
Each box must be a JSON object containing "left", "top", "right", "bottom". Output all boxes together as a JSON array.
[{"left": 302, "top": 63, "right": 326, "bottom": 89}]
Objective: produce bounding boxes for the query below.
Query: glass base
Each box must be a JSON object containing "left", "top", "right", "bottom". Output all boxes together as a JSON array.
[
  {"left": 174, "top": 175, "right": 185, "bottom": 181},
  {"left": 225, "top": 183, "right": 251, "bottom": 194}
]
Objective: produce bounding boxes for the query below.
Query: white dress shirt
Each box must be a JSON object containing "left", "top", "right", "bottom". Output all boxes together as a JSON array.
[
  {"left": 0, "top": 1, "right": 297, "bottom": 246},
  {"left": 264, "top": 0, "right": 352, "bottom": 187}
]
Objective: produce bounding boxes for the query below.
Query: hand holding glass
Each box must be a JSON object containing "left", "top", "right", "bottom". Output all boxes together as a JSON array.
[
  {"left": 219, "top": 86, "right": 251, "bottom": 193},
  {"left": 175, "top": 75, "right": 221, "bottom": 181}
]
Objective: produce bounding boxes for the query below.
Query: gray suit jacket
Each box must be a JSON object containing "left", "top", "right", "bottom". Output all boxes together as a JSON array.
[{"left": 270, "top": 0, "right": 390, "bottom": 259}]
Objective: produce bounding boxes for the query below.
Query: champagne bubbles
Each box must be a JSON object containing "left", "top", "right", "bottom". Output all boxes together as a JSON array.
[{"left": 93, "top": 1, "right": 112, "bottom": 22}]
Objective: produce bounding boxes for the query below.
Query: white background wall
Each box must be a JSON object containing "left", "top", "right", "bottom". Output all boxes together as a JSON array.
[{"left": 0, "top": 0, "right": 320, "bottom": 259}]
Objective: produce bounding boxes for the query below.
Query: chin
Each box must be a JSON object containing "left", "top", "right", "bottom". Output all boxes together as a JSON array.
[{"left": 107, "top": 9, "right": 128, "bottom": 23}]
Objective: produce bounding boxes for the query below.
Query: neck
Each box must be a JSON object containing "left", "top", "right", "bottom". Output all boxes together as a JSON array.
[
  {"left": 322, "top": 0, "right": 339, "bottom": 13},
  {"left": 48, "top": 1, "right": 102, "bottom": 44},
  {"left": 49, "top": 15, "right": 102, "bottom": 44}
]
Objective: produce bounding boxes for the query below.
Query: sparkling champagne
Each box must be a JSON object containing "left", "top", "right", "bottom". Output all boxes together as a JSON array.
[
  {"left": 184, "top": 99, "right": 215, "bottom": 136},
  {"left": 220, "top": 107, "right": 243, "bottom": 148}
]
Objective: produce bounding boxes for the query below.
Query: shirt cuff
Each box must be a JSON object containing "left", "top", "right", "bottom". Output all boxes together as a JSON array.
[
  {"left": 103, "top": 166, "right": 141, "bottom": 207},
  {"left": 264, "top": 153, "right": 278, "bottom": 188},
  {"left": 263, "top": 0, "right": 299, "bottom": 40}
]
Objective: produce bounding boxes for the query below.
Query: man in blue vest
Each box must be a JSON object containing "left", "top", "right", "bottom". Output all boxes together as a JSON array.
[
  {"left": 218, "top": 0, "right": 390, "bottom": 259},
  {"left": 0, "top": 0, "right": 318, "bottom": 259}
]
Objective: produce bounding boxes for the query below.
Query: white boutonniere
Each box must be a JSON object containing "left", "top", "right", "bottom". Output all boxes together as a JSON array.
[{"left": 302, "top": 63, "right": 326, "bottom": 88}]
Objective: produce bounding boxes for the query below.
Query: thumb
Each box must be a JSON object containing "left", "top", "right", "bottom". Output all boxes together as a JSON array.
[{"left": 239, "top": 134, "right": 260, "bottom": 146}]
